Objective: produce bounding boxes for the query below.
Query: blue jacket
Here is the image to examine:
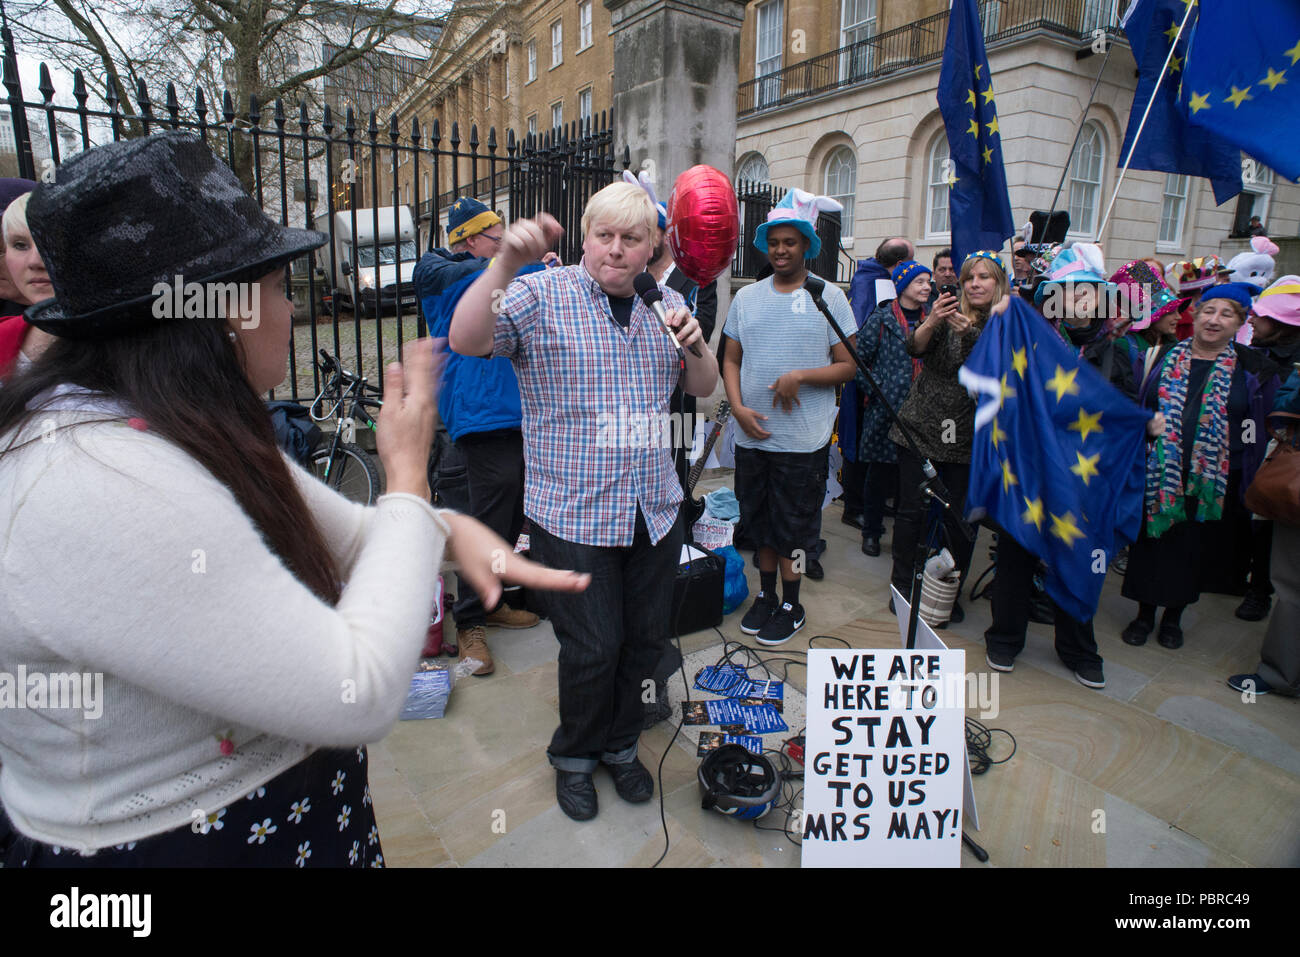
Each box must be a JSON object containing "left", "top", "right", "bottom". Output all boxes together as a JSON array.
[
  {"left": 413, "top": 249, "right": 544, "bottom": 442},
  {"left": 1277, "top": 366, "right": 1300, "bottom": 414}
]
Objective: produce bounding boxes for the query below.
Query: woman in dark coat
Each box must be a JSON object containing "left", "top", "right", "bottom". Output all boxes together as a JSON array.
[
  {"left": 855, "top": 260, "right": 927, "bottom": 557},
  {"left": 1123, "top": 284, "right": 1280, "bottom": 649}
]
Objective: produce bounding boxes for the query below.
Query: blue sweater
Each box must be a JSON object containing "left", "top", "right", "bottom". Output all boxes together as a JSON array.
[{"left": 413, "top": 249, "right": 543, "bottom": 442}]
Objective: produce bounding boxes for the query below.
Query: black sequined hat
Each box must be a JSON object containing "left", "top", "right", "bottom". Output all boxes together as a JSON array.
[{"left": 24, "top": 131, "right": 326, "bottom": 339}]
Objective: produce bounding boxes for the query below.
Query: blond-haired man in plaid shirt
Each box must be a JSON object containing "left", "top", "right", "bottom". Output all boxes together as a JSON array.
[{"left": 451, "top": 182, "right": 718, "bottom": 821}]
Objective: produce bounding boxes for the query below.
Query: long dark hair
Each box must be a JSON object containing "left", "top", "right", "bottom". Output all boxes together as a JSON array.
[{"left": 0, "top": 313, "right": 341, "bottom": 604}]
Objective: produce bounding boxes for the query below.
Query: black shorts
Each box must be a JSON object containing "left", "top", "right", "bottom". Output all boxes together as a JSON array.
[{"left": 734, "top": 444, "right": 829, "bottom": 559}]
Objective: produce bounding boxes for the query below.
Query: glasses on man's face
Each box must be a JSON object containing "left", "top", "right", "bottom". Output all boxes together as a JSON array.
[{"left": 479, "top": 231, "right": 504, "bottom": 245}]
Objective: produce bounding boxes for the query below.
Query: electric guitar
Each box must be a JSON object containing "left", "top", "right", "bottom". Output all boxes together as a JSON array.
[{"left": 683, "top": 400, "right": 731, "bottom": 527}]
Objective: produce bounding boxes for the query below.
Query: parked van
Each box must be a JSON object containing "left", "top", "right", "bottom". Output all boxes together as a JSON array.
[{"left": 315, "top": 206, "right": 419, "bottom": 315}]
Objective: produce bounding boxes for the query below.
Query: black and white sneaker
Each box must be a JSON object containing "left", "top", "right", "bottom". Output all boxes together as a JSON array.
[
  {"left": 740, "top": 592, "right": 779, "bottom": 635},
  {"left": 756, "top": 602, "right": 805, "bottom": 646}
]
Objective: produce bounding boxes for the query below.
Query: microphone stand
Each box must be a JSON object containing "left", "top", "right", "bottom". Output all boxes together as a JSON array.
[{"left": 804, "top": 272, "right": 986, "bottom": 865}]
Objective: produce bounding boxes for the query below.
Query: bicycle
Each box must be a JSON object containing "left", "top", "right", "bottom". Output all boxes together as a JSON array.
[{"left": 309, "top": 349, "right": 385, "bottom": 505}]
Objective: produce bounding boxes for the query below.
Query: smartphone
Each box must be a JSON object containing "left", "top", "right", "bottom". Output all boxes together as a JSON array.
[{"left": 939, "top": 284, "right": 959, "bottom": 299}]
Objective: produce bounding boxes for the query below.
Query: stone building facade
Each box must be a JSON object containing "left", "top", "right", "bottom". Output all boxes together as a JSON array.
[{"left": 732, "top": 0, "right": 1299, "bottom": 275}]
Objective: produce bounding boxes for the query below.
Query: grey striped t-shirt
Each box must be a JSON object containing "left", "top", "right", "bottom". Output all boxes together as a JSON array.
[{"left": 723, "top": 276, "right": 856, "bottom": 453}]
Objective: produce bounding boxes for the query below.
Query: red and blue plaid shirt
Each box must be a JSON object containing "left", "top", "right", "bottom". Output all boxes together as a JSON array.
[{"left": 493, "top": 262, "right": 687, "bottom": 546}]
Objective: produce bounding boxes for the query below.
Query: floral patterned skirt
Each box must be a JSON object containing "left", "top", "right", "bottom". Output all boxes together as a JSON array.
[{"left": 1, "top": 746, "right": 383, "bottom": 868}]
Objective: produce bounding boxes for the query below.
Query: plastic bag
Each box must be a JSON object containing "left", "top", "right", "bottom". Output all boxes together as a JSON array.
[{"left": 715, "top": 545, "right": 750, "bottom": 615}]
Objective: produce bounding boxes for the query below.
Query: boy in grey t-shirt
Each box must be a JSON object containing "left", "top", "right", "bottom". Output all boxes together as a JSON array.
[{"left": 721, "top": 195, "right": 857, "bottom": 646}]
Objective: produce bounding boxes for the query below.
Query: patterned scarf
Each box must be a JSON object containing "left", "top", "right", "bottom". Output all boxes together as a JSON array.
[
  {"left": 891, "top": 300, "right": 923, "bottom": 380},
  {"left": 1144, "top": 340, "right": 1236, "bottom": 538}
]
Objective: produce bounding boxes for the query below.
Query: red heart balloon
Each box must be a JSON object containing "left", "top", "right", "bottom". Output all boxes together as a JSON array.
[{"left": 666, "top": 165, "right": 740, "bottom": 287}]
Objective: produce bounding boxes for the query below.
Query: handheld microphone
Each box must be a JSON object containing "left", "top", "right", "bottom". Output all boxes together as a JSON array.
[
  {"left": 633, "top": 272, "right": 703, "bottom": 358},
  {"left": 803, "top": 274, "right": 827, "bottom": 302}
]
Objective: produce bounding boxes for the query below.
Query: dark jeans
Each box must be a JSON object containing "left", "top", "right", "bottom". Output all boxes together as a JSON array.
[
  {"left": 890, "top": 445, "right": 975, "bottom": 599},
  {"left": 862, "top": 461, "right": 899, "bottom": 539},
  {"left": 449, "top": 429, "right": 526, "bottom": 628},
  {"left": 984, "top": 524, "right": 1102, "bottom": 670},
  {"left": 840, "top": 458, "right": 866, "bottom": 516},
  {"left": 529, "top": 509, "right": 684, "bottom": 773}
]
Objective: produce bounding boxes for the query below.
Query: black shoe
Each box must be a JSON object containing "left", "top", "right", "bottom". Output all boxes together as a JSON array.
[
  {"left": 805, "top": 558, "right": 824, "bottom": 581},
  {"left": 1235, "top": 593, "right": 1272, "bottom": 621},
  {"left": 555, "top": 771, "right": 598, "bottom": 821},
  {"left": 604, "top": 758, "right": 654, "bottom": 803},
  {"left": 861, "top": 536, "right": 881, "bottom": 557},
  {"left": 1157, "top": 622, "right": 1184, "bottom": 649},
  {"left": 841, "top": 511, "right": 865, "bottom": 530},
  {"left": 1227, "top": 673, "right": 1273, "bottom": 695},
  {"left": 1074, "top": 663, "right": 1106, "bottom": 689},
  {"left": 740, "top": 592, "right": 779, "bottom": 635},
  {"left": 986, "top": 650, "right": 1015, "bottom": 673},
  {"left": 756, "top": 601, "right": 805, "bottom": 646},
  {"left": 1121, "top": 618, "right": 1153, "bottom": 646}
]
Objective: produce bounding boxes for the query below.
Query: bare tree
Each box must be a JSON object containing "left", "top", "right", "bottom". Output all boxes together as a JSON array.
[{"left": 8, "top": 0, "right": 506, "bottom": 186}]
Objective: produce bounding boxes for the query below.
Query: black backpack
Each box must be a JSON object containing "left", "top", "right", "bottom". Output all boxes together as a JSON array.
[{"left": 267, "top": 400, "right": 324, "bottom": 467}]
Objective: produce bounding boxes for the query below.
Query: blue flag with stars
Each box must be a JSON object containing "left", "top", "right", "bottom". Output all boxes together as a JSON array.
[
  {"left": 938, "top": 0, "right": 1016, "bottom": 263},
  {"left": 1180, "top": 0, "right": 1300, "bottom": 184},
  {"left": 1120, "top": 0, "right": 1242, "bottom": 205},
  {"left": 958, "top": 299, "right": 1151, "bottom": 622}
]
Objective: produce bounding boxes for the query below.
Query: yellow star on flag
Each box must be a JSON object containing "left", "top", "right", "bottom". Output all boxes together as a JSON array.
[
  {"left": 981, "top": 87, "right": 996, "bottom": 104},
  {"left": 1049, "top": 511, "right": 1086, "bottom": 547},
  {"left": 1045, "top": 365, "right": 1080, "bottom": 402},
  {"left": 986, "top": 115, "right": 1000, "bottom": 135},
  {"left": 990, "top": 417, "right": 1007, "bottom": 449},
  {"left": 1188, "top": 90, "right": 1211, "bottom": 113},
  {"left": 1070, "top": 451, "right": 1101, "bottom": 486},
  {"left": 999, "top": 374, "right": 1015, "bottom": 402},
  {"left": 983, "top": 146, "right": 994, "bottom": 165},
  {"left": 1011, "top": 347, "right": 1028, "bottom": 379},
  {"left": 1068, "top": 408, "right": 1103, "bottom": 443},
  {"left": 1286, "top": 39, "right": 1300, "bottom": 65},
  {"left": 1164, "top": 22, "right": 1180, "bottom": 43},
  {"left": 1225, "top": 85, "right": 1254, "bottom": 108},
  {"left": 1022, "top": 497, "right": 1044, "bottom": 531},
  {"left": 965, "top": 88, "right": 977, "bottom": 107},
  {"left": 1261, "top": 67, "right": 1288, "bottom": 91},
  {"left": 967, "top": 118, "right": 980, "bottom": 137},
  {"left": 975, "top": 64, "right": 983, "bottom": 79},
  {"left": 947, "top": 171, "right": 959, "bottom": 188},
  {"left": 1001, "top": 459, "right": 1018, "bottom": 493},
  {"left": 1169, "top": 53, "right": 1182, "bottom": 73}
]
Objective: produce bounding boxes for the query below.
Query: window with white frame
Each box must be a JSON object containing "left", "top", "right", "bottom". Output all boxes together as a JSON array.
[
  {"left": 1158, "top": 173, "right": 1189, "bottom": 248},
  {"left": 551, "top": 20, "right": 563, "bottom": 67},
  {"left": 579, "top": 88, "right": 592, "bottom": 123},
  {"left": 755, "top": 0, "right": 784, "bottom": 107},
  {"left": 527, "top": 40, "right": 537, "bottom": 82},
  {"left": 1232, "top": 160, "right": 1274, "bottom": 236},
  {"left": 736, "top": 152, "right": 769, "bottom": 184},
  {"left": 980, "top": 0, "right": 1000, "bottom": 35},
  {"left": 528, "top": 113, "right": 538, "bottom": 137},
  {"left": 1067, "top": 121, "right": 1104, "bottom": 238},
  {"left": 578, "top": 1, "right": 593, "bottom": 51},
  {"left": 552, "top": 101, "right": 563, "bottom": 130},
  {"left": 840, "top": 0, "right": 876, "bottom": 81},
  {"left": 926, "top": 135, "right": 951, "bottom": 237},
  {"left": 824, "top": 146, "right": 857, "bottom": 242}
]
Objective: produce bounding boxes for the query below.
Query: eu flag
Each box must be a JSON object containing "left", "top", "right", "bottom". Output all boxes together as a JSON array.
[
  {"left": 1180, "top": 0, "right": 1300, "bottom": 184},
  {"left": 938, "top": 0, "right": 1016, "bottom": 263},
  {"left": 1119, "top": 0, "right": 1242, "bottom": 205},
  {"left": 958, "top": 299, "right": 1151, "bottom": 622}
]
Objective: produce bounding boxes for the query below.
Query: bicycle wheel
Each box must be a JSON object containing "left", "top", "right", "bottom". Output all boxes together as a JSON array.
[{"left": 311, "top": 442, "right": 383, "bottom": 505}]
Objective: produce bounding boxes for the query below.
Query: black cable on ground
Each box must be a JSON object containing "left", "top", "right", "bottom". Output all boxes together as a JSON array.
[{"left": 966, "top": 716, "right": 1016, "bottom": 774}]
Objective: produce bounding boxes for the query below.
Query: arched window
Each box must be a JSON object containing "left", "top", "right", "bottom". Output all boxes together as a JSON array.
[
  {"left": 926, "top": 135, "right": 950, "bottom": 238},
  {"left": 736, "top": 152, "right": 769, "bottom": 185},
  {"left": 1067, "top": 122, "right": 1104, "bottom": 238},
  {"left": 824, "top": 146, "right": 856, "bottom": 242}
]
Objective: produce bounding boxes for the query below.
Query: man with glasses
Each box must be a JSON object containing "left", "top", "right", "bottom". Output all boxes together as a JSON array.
[{"left": 414, "top": 197, "right": 553, "bottom": 675}]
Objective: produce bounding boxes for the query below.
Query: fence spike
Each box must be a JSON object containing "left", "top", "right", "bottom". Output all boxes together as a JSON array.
[
  {"left": 248, "top": 93, "right": 260, "bottom": 126},
  {"left": 195, "top": 86, "right": 207, "bottom": 123},
  {"left": 410, "top": 116, "right": 421, "bottom": 145},
  {"left": 38, "top": 62, "right": 54, "bottom": 105},
  {"left": 389, "top": 112, "right": 400, "bottom": 141},
  {"left": 72, "top": 68, "right": 87, "bottom": 107},
  {"left": 431, "top": 117, "right": 440, "bottom": 146},
  {"left": 274, "top": 97, "right": 286, "bottom": 129},
  {"left": 367, "top": 110, "right": 378, "bottom": 140},
  {"left": 487, "top": 126, "right": 497, "bottom": 153},
  {"left": 450, "top": 121, "right": 460, "bottom": 148},
  {"left": 166, "top": 82, "right": 180, "bottom": 128},
  {"left": 298, "top": 100, "right": 310, "bottom": 132},
  {"left": 322, "top": 104, "right": 334, "bottom": 135},
  {"left": 344, "top": 106, "right": 356, "bottom": 137},
  {"left": 469, "top": 123, "right": 479, "bottom": 150}
]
